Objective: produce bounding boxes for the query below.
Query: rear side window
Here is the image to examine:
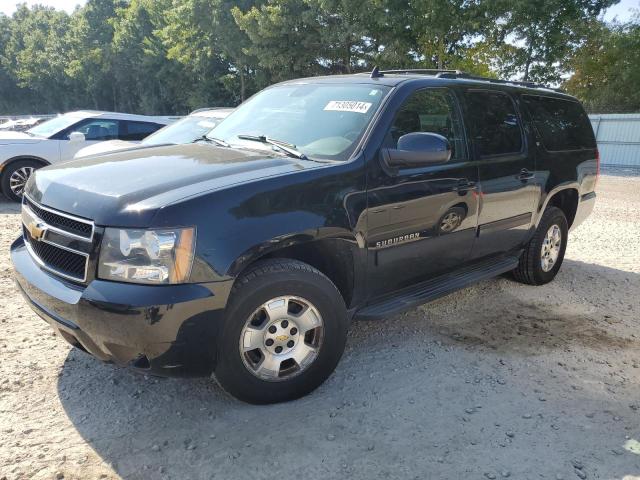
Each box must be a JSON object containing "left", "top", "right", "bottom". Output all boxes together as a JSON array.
[
  {"left": 464, "top": 91, "right": 523, "bottom": 156},
  {"left": 122, "top": 121, "right": 163, "bottom": 141},
  {"left": 522, "top": 95, "right": 596, "bottom": 151}
]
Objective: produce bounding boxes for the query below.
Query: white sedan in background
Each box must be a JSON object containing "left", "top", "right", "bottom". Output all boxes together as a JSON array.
[
  {"left": 0, "top": 111, "right": 174, "bottom": 201},
  {"left": 74, "top": 107, "right": 234, "bottom": 158}
]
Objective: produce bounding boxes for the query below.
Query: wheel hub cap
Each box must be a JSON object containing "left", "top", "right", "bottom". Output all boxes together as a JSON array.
[
  {"left": 240, "top": 296, "right": 323, "bottom": 381},
  {"left": 9, "top": 166, "right": 34, "bottom": 197},
  {"left": 541, "top": 224, "right": 562, "bottom": 272},
  {"left": 262, "top": 317, "right": 301, "bottom": 356}
]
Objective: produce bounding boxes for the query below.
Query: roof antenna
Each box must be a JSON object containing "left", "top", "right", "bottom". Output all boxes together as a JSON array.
[{"left": 370, "top": 66, "right": 384, "bottom": 78}]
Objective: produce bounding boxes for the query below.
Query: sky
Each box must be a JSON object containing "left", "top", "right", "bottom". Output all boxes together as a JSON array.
[
  {"left": 0, "top": 0, "right": 85, "bottom": 15},
  {"left": 604, "top": 0, "right": 639, "bottom": 22},
  {"left": 0, "top": 0, "right": 638, "bottom": 20}
]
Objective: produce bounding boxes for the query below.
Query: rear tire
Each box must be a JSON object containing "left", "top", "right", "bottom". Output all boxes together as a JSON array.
[
  {"left": 1, "top": 159, "right": 42, "bottom": 202},
  {"left": 512, "top": 206, "right": 568, "bottom": 285},
  {"left": 213, "top": 259, "right": 348, "bottom": 404}
]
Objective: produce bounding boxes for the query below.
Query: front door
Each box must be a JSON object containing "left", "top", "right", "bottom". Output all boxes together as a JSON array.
[
  {"left": 365, "top": 87, "right": 480, "bottom": 298},
  {"left": 57, "top": 118, "right": 121, "bottom": 161},
  {"left": 461, "top": 89, "right": 537, "bottom": 259}
]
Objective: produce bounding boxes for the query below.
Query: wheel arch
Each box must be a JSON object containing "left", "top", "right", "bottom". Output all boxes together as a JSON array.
[
  {"left": 0, "top": 156, "right": 50, "bottom": 199},
  {"left": 227, "top": 236, "right": 360, "bottom": 309},
  {"left": 0, "top": 155, "right": 50, "bottom": 175},
  {"left": 539, "top": 187, "right": 579, "bottom": 229}
]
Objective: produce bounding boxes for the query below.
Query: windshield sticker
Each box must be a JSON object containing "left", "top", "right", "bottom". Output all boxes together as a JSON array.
[{"left": 324, "top": 101, "right": 372, "bottom": 114}]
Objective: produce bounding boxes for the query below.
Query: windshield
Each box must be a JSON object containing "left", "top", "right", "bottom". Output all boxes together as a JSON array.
[
  {"left": 27, "top": 114, "right": 83, "bottom": 138},
  {"left": 142, "top": 115, "right": 226, "bottom": 145},
  {"left": 208, "top": 83, "right": 391, "bottom": 161}
]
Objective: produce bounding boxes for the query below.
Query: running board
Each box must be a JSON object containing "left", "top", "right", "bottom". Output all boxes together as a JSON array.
[{"left": 355, "top": 255, "right": 519, "bottom": 321}]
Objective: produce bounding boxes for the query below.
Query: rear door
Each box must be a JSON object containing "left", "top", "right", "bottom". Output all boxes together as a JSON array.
[{"left": 462, "top": 89, "right": 537, "bottom": 259}]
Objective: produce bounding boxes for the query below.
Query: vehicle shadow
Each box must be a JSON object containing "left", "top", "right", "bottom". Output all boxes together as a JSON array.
[
  {"left": 411, "top": 258, "right": 640, "bottom": 355},
  {"left": 57, "top": 259, "right": 640, "bottom": 480}
]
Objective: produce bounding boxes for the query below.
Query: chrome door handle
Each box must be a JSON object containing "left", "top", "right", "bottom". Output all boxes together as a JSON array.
[{"left": 453, "top": 179, "right": 478, "bottom": 191}]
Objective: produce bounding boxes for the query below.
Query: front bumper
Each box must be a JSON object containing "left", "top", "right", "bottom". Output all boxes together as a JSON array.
[{"left": 11, "top": 236, "right": 229, "bottom": 377}]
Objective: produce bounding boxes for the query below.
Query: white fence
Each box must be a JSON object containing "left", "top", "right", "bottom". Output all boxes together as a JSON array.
[{"left": 589, "top": 114, "right": 640, "bottom": 168}]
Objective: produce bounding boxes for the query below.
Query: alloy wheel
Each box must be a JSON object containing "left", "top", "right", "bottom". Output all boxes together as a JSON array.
[
  {"left": 239, "top": 296, "right": 324, "bottom": 381},
  {"left": 540, "top": 224, "right": 562, "bottom": 272},
  {"left": 9, "top": 166, "right": 34, "bottom": 198},
  {"left": 440, "top": 211, "right": 461, "bottom": 232}
]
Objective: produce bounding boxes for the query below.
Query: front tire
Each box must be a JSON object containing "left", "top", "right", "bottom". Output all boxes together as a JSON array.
[
  {"left": 438, "top": 206, "right": 466, "bottom": 234},
  {"left": 512, "top": 206, "right": 568, "bottom": 285},
  {"left": 213, "top": 259, "right": 348, "bottom": 404},
  {"left": 1, "top": 159, "right": 42, "bottom": 202}
]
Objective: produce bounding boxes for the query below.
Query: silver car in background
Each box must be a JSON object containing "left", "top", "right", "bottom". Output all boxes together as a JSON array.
[{"left": 74, "top": 108, "right": 234, "bottom": 159}]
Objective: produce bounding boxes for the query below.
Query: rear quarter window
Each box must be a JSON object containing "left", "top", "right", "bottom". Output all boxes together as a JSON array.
[{"left": 522, "top": 95, "right": 596, "bottom": 151}]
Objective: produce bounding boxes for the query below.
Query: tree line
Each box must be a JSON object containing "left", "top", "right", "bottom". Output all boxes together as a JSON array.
[{"left": 0, "top": 0, "right": 637, "bottom": 115}]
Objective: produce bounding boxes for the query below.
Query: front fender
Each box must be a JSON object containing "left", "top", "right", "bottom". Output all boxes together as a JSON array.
[{"left": 152, "top": 159, "right": 367, "bottom": 293}]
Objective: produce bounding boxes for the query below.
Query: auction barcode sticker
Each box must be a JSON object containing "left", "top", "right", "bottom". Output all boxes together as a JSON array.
[{"left": 324, "top": 101, "right": 372, "bottom": 114}]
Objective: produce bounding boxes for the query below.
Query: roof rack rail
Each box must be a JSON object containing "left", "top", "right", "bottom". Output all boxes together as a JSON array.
[
  {"left": 380, "top": 69, "right": 464, "bottom": 76},
  {"left": 376, "top": 68, "right": 563, "bottom": 92}
]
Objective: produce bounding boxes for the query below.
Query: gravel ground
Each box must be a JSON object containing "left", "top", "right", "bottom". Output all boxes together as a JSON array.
[{"left": 1, "top": 174, "right": 639, "bottom": 480}]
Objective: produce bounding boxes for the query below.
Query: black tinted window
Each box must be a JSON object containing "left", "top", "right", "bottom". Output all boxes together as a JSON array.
[
  {"left": 465, "top": 91, "right": 522, "bottom": 156},
  {"left": 522, "top": 96, "right": 596, "bottom": 151},
  {"left": 388, "top": 88, "right": 466, "bottom": 160},
  {"left": 122, "top": 121, "right": 163, "bottom": 140}
]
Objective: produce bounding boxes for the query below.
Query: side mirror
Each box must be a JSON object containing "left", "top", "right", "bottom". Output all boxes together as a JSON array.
[
  {"left": 68, "top": 132, "right": 86, "bottom": 144},
  {"left": 383, "top": 132, "right": 451, "bottom": 167}
]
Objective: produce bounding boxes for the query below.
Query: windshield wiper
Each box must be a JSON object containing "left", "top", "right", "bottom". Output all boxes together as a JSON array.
[
  {"left": 194, "top": 135, "right": 230, "bottom": 147},
  {"left": 237, "top": 134, "right": 307, "bottom": 160}
]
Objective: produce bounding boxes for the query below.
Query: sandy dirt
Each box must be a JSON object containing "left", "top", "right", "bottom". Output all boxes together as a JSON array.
[{"left": 1, "top": 174, "right": 639, "bottom": 480}]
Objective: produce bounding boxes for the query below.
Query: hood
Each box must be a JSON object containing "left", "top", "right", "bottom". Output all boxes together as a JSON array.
[
  {"left": 0, "top": 131, "right": 44, "bottom": 144},
  {"left": 26, "top": 143, "right": 323, "bottom": 226},
  {"left": 74, "top": 140, "right": 136, "bottom": 158}
]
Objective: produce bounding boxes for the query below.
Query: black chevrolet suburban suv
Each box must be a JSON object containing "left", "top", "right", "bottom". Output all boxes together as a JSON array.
[{"left": 11, "top": 70, "right": 598, "bottom": 404}]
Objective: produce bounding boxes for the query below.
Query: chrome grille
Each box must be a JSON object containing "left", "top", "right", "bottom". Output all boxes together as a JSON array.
[
  {"left": 23, "top": 195, "right": 94, "bottom": 240},
  {"left": 22, "top": 195, "right": 93, "bottom": 283}
]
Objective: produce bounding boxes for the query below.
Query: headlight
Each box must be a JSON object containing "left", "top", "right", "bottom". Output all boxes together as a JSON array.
[{"left": 98, "top": 227, "right": 195, "bottom": 284}]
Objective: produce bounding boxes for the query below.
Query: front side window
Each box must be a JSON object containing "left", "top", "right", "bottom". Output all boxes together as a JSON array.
[
  {"left": 522, "top": 95, "right": 596, "bottom": 151},
  {"left": 209, "top": 83, "right": 392, "bottom": 161},
  {"left": 465, "top": 91, "right": 523, "bottom": 156},
  {"left": 74, "top": 119, "right": 119, "bottom": 140},
  {"left": 386, "top": 88, "right": 466, "bottom": 160}
]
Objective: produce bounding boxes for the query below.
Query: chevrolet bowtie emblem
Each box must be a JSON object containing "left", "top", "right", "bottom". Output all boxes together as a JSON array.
[
  {"left": 22, "top": 207, "right": 47, "bottom": 241},
  {"left": 28, "top": 221, "right": 47, "bottom": 241}
]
